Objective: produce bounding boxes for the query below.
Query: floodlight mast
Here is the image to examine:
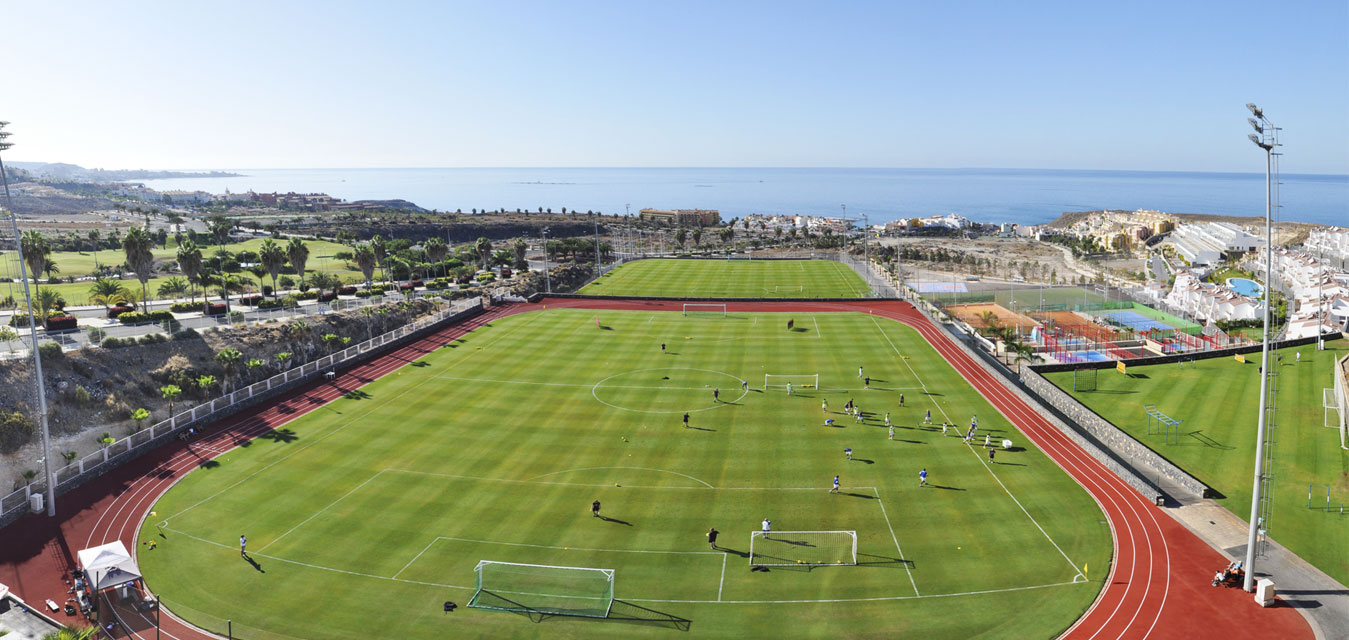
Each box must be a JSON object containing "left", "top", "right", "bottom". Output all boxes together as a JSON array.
[
  {"left": 1242, "top": 103, "right": 1279, "bottom": 592},
  {"left": 0, "top": 121, "right": 57, "bottom": 517}
]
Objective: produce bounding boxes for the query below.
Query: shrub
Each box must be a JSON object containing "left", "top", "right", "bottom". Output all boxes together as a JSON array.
[
  {"left": 319, "top": 292, "right": 337, "bottom": 302},
  {"left": 0, "top": 410, "right": 37, "bottom": 453},
  {"left": 172, "top": 328, "right": 200, "bottom": 341},
  {"left": 257, "top": 298, "right": 282, "bottom": 309},
  {"left": 102, "top": 336, "right": 134, "bottom": 349},
  {"left": 117, "top": 310, "right": 175, "bottom": 325},
  {"left": 239, "top": 295, "right": 263, "bottom": 306},
  {"left": 339, "top": 285, "right": 357, "bottom": 296},
  {"left": 109, "top": 304, "right": 136, "bottom": 318},
  {"left": 295, "top": 291, "right": 319, "bottom": 301},
  {"left": 410, "top": 280, "right": 424, "bottom": 288},
  {"left": 204, "top": 303, "right": 227, "bottom": 316},
  {"left": 44, "top": 315, "right": 78, "bottom": 331},
  {"left": 229, "top": 310, "right": 246, "bottom": 323},
  {"left": 38, "top": 341, "right": 63, "bottom": 361},
  {"left": 280, "top": 295, "right": 299, "bottom": 309},
  {"left": 169, "top": 302, "right": 199, "bottom": 313},
  {"left": 399, "top": 283, "right": 415, "bottom": 291},
  {"left": 8, "top": 314, "right": 32, "bottom": 327},
  {"left": 370, "top": 286, "right": 386, "bottom": 295},
  {"left": 279, "top": 275, "right": 296, "bottom": 288},
  {"left": 261, "top": 284, "right": 273, "bottom": 297},
  {"left": 137, "top": 333, "right": 168, "bottom": 345},
  {"left": 354, "top": 289, "right": 373, "bottom": 298},
  {"left": 87, "top": 327, "right": 107, "bottom": 343}
]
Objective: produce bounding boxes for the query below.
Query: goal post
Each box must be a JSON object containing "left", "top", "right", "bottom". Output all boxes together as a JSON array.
[
  {"left": 682, "top": 303, "right": 727, "bottom": 317},
  {"left": 765, "top": 374, "right": 818, "bottom": 391},
  {"left": 468, "top": 560, "right": 615, "bottom": 618},
  {"left": 766, "top": 285, "right": 803, "bottom": 293},
  {"left": 749, "top": 531, "right": 857, "bottom": 566}
]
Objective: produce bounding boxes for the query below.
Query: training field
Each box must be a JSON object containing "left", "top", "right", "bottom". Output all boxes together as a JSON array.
[
  {"left": 578, "top": 259, "right": 872, "bottom": 298},
  {"left": 1045, "top": 340, "right": 1349, "bottom": 586},
  {"left": 140, "top": 308, "right": 1109, "bottom": 639}
]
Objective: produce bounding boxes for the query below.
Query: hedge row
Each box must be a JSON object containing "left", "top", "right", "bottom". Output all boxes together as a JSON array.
[{"left": 117, "top": 310, "right": 176, "bottom": 325}]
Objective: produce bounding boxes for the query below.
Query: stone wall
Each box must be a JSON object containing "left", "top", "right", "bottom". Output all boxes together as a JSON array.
[{"left": 1019, "top": 366, "right": 1210, "bottom": 498}]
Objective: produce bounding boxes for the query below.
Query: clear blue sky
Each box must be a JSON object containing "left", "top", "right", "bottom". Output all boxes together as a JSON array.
[{"left": 4, "top": 1, "right": 1346, "bottom": 173}]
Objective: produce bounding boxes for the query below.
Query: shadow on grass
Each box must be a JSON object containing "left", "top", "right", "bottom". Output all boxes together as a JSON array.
[
  {"left": 597, "top": 515, "right": 633, "bottom": 526},
  {"left": 839, "top": 492, "right": 875, "bottom": 499},
  {"left": 198, "top": 460, "right": 221, "bottom": 469},
  {"left": 473, "top": 593, "right": 691, "bottom": 630},
  {"left": 258, "top": 428, "right": 299, "bottom": 444},
  {"left": 790, "top": 327, "right": 810, "bottom": 333},
  {"left": 929, "top": 484, "right": 965, "bottom": 491},
  {"left": 411, "top": 360, "right": 431, "bottom": 367},
  {"left": 343, "top": 389, "right": 373, "bottom": 400},
  {"left": 857, "top": 553, "right": 913, "bottom": 568},
  {"left": 685, "top": 426, "right": 716, "bottom": 432},
  {"left": 1185, "top": 430, "right": 1235, "bottom": 450}
]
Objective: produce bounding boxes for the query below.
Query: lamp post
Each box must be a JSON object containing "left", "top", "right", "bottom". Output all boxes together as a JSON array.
[
  {"left": 1242, "top": 103, "right": 1278, "bottom": 593},
  {"left": 541, "top": 228, "right": 550, "bottom": 294},
  {"left": 0, "top": 121, "right": 56, "bottom": 517}
]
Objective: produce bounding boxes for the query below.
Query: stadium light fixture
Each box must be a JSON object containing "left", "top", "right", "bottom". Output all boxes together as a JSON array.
[
  {"left": 1246, "top": 102, "right": 1262, "bottom": 118},
  {"left": 1248, "top": 133, "right": 1272, "bottom": 150},
  {"left": 0, "top": 121, "right": 57, "bottom": 517},
  {"left": 1247, "top": 118, "right": 1262, "bottom": 134}
]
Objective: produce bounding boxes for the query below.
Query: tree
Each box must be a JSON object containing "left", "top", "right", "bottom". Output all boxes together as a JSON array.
[
  {"left": 275, "top": 352, "right": 292, "bottom": 370},
  {"left": 208, "top": 215, "right": 233, "bottom": 252},
  {"left": 157, "top": 276, "right": 188, "bottom": 300},
  {"left": 370, "top": 235, "right": 387, "bottom": 282},
  {"left": 215, "top": 348, "right": 243, "bottom": 393},
  {"left": 321, "top": 332, "right": 341, "bottom": 353},
  {"left": 122, "top": 227, "right": 156, "bottom": 312},
  {"left": 42, "top": 256, "right": 60, "bottom": 279},
  {"left": 41, "top": 624, "right": 100, "bottom": 640},
  {"left": 35, "top": 287, "right": 63, "bottom": 319},
  {"left": 19, "top": 229, "right": 50, "bottom": 297},
  {"left": 475, "top": 237, "right": 492, "bottom": 270},
  {"left": 89, "top": 278, "right": 130, "bottom": 312},
  {"left": 176, "top": 239, "right": 203, "bottom": 302},
  {"left": 215, "top": 273, "right": 244, "bottom": 311},
  {"left": 22, "top": 469, "right": 36, "bottom": 485},
  {"left": 345, "top": 243, "right": 373, "bottom": 287},
  {"left": 258, "top": 238, "right": 287, "bottom": 298},
  {"left": 287, "top": 237, "right": 309, "bottom": 286},
  {"left": 130, "top": 408, "right": 150, "bottom": 433},
  {"left": 245, "top": 358, "right": 265, "bottom": 382},
  {"left": 424, "top": 237, "right": 448, "bottom": 279},
  {"left": 692, "top": 228, "right": 703, "bottom": 246},
  {"left": 88, "top": 229, "right": 102, "bottom": 268},
  {"left": 512, "top": 237, "right": 528, "bottom": 271},
  {"left": 674, "top": 229, "right": 687, "bottom": 249},
  {"left": 195, "top": 375, "right": 217, "bottom": 397},
  {"left": 0, "top": 326, "right": 17, "bottom": 352},
  {"left": 161, "top": 384, "right": 181, "bottom": 417}
]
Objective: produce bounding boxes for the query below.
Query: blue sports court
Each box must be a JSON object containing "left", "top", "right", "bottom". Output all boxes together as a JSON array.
[{"left": 1103, "top": 311, "right": 1176, "bottom": 333}]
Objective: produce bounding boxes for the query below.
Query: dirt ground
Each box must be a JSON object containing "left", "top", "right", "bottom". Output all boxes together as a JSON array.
[
  {"left": 948, "top": 302, "right": 1041, "bottom": 333},
  {"left": 1030, "top": 310, "right": 1122, "bottom": 341}
]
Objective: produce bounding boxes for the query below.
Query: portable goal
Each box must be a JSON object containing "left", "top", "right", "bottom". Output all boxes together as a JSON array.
[
  {"left": 683, "top": 303, "right": 727, "bottom": 317},
  {"left": 764, "top": 374, "right": 818, "bottom": 391},
  {"left": 767, "top": 285, "right": 803, "bottom": 294},
  {"left": 468, "top": 560, "right": 615, "bottom": 618},
  {"left": 749, "top": 530, "right": 857, "bottom": 566}
]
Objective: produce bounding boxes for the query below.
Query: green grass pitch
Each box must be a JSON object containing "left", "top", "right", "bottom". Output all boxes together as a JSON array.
[
  {"left": 1045, "top": 339, "right": 1349, "bottom": 586},
  {"left": 578, "top": 259, "right": 873, "bottom": 298},
  {"left": 140, "top": 309, "right": 1110, "bottom": 639}
]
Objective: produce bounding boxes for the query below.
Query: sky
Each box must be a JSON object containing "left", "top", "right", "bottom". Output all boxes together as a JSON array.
[{"left": 2, "top": 1, "right": 1346, "bottom": 174}]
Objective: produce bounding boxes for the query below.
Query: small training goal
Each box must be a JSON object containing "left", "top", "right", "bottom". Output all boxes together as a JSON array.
[
  {"left": 683, "top": 303, "right": 727, "bottom": 317},
  {"left": 749, "top": 531, "right": 858, "bottom": 566},
  {"left": 766, "top": 285, "right": 803, "bottom": 294},
  {"left": 765, "top": 374, "right": 818, "bottom": 391},
  {"left": 468, "top": 560, "right": 615, "bottom": 618}
]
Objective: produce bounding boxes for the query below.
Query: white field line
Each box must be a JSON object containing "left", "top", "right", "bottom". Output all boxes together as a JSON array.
[
  {"left": 872, "top": 487, "right": 919, "bottom": 596},
  {"left": 812, "top": 316, "right": 822, "bottom": 338},
  {"left": 258, "top": 470, "right": 385, "bottom": 552},
  {"left": 718, "top": 554, "right": 727, "bottom": 602},
  {"left": 163, "top": 524, "right": 1082, "bottom": 605},
  {"left": 869, "top": 316, "right": 1081, "bottom": 577},
  {"left": 432, "top": 536, "right": 721, "bottom": 555},
  {"left": 527, "top": 466, "right": 715, "bottom": 488},
  {"left": 388, "top": 467, "right": 867, "bottom": 492},
  {"left": 833, "top": 261, "right": 864, "bottom": 297},
  {"left": 394, "top": 537, "right": 442, "bottom": 579}
]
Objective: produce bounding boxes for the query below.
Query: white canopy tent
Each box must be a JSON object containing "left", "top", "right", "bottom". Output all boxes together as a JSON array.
[{"left": 76, "top": 541, "right": 142, "bottom": 591}]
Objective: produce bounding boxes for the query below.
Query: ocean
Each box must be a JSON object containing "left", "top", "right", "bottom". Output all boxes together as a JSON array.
[{"left": 135, "top": 168, "right": 1348, "bottom": 228}]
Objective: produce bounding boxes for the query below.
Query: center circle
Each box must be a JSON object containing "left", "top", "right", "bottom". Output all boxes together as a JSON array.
[{"left": 591, "top": 367, "right": 748, "bottom": 413}]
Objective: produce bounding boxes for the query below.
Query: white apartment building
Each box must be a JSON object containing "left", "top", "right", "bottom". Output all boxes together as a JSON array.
[
  {"left": 1163, "top": 271, "right": 1264, "bottom": 322},
  {"left": 1167, "top": 222, "right": 1264, "bottom": 266},
  {"left": 1305, "top": 227, "right": 1349, "bottom": 262},
  {"left": 1254, "top": 248, "right": 1349, "bottom": 339}
]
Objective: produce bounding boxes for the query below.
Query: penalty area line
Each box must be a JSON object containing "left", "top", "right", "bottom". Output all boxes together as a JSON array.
[{"left": 873, "top": 487, "right": 919, "bottom": 596}]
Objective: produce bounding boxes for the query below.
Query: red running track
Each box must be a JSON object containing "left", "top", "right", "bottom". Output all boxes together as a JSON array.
[{"left": 0, "top": 299, "right": 1311, "bottom": 640}]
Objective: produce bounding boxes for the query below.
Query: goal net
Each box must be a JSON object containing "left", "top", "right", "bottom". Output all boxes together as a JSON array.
[
  {"left": 683, "top": 303, "right": 727, "bottom": 317},
  {"left": 767, "top": 285, "right": 803, "bottom": 294},
  {"left": 749, "top": 531, "right": 857, "bottom": 566},
  {"left": 765, "top": 374, "right": 818, "bottom": 390},
  {"left": 468, "top": 560, "right": 615, "bottom": 618}
]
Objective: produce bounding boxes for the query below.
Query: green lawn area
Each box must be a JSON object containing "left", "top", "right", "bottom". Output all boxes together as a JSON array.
[
  {"left": 578, "top": 259, "right": 872, "bottom": 298},
  {"left": 1045, "top": 340, "right": 1349, "bottom": 585},
  {"left": 2, "top": 238, "right": 363, "bottom": 306},
  {"left": 140, "top": 309, "right": 1110, "bottom": 639}
]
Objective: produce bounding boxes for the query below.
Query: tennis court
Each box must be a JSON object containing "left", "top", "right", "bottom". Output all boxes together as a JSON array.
[
  {"left": 1102, "top": 311, "right": 1177, "bottom": 333},
  {"left": 948, "top": 302, "right": 1041, "bottom": 334},
  {"left": 1032, "top": 311, "right": 1122, "bottom": 342}
]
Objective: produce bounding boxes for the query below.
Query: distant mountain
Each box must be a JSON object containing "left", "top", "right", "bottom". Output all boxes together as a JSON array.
[{"left": 5, "top": 161, "right": 242, "bottom": 182}]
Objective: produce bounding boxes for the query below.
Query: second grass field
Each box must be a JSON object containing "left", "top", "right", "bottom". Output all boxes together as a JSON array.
[{"left": 579, "top": 258, "right": 873, "bottom": 298}]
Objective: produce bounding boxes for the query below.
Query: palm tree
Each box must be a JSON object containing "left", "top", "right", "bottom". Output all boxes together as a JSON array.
[
  {"left": 157, "top": 276, "right": 188, "bottom": 300},
  {"left": 512, "top": 238, "right": 528, "bottom": 271},
  {"left": 475, "top": 237, "right": 492, "bottom": 270},
  {"left": 19, "top": 229, "right": 50, "bottom": 296},
  {"left": 244, "top": 358, "right": 265, "bottom": 383},
  {"left": 258, "top": 238, "right": 287, "bottom": 298},
  {"left": 674, "top": 228, "right": 687, "bottom": 250},
  {"left": 208, "top": 215, "right": 233, "bottom": 252},
  {"left": 22, "top": 469, "right": 36, "bottom": 485},
  {"left": 692, "top": 228, "right": 703, "bottom": 246},
  {"left": 353, "top": 245, "right": 376, "bottom": 287},
  {"left": 122, "top": 227, "right": 156, "bottom": 312},
  {"left": 41, "top": 624, "right": 99, "bottom": 640},
  {"left": 275, "top": 352, "right": 292, "bottom": 370},
  {"left": 177, "top": 239, "right": 203, "bottom": 302},
  {"left": 370, "top": 235, "right": 387, "bottom": 282},
  {"left": 89, "top": 278, "right": 130, "bottom": 312},
  {"left": 216, "top": 273, "right": 243, "bottom": 312},
  {"left": 360, "top": 305, "right": 376, "bottom": 340},
  {"left": 286, "top": 237, "right": 309, "bottom": 287},
  {"left": 35, "top": 287, "right": 63, "bottom": 319},
  {"left": 425, "top": 237, "right": 448, "bottom": 279},
  {"left": 215, "top": 348, "right": 243, "bottom": 393},
  {"left": 0, "top": 326, "right": 18, "bottom": 352},
  {"left": 88, "top": 229, "right": 102, "bottom": 269},
  {"left": 195, "top": 375, "right": 217, "bottom": 398},
  {"left": 161, "top": 384, "right": 181, "bottom": 417},
  {"left": 130, "top": 408, "right": 150, "bottom": 433},
  {"left": 43, "top": 257, "right": 60, "bottom": 279}
]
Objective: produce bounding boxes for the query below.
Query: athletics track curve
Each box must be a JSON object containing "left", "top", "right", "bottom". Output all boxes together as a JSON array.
[{"left": 0, "top": 299, "right": 1311, "bottom": 640}]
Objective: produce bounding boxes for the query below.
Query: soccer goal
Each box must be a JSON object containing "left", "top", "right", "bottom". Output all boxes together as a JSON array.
[
  {"left": 767, "top": 285, "right": 803, "bottom": 294},
  {"left": 682, "top": 303, "right": 727, "bottom": 317},
  {"left": 468, "top": 560, "right": 615, "bottom": 618},
  {"left": 765, "top": 374, "right": 818, "bottom": 391},
  {"left": 749, "top": 531, "right": 857, "bottom": 566}
]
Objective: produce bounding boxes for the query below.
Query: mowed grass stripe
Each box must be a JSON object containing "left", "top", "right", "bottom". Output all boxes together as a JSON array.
[
  {"left": 1045, "top": 339, "right": 1349, "bottom": 586},
  {"left": 579, "top": 259, "right": 872, "bottom": 298},
  {"left": 140, "top": 309, "right": 1109, "bottom": 640}
]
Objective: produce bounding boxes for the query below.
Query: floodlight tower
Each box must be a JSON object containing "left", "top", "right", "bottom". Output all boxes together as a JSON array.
[
  {"left": 541, "top": 227, "right": 551, "bottom": 294},
  {"left": 1242, "top": 103, "right": 1281, "bottom": 592},
  {"left": 0, "top": 121, "right": 56, "bottom": 517}
]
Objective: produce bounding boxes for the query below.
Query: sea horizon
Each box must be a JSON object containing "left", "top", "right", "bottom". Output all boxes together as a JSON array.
[{"left": 130, "top": 167, "right": 1349, "bottom": 228}]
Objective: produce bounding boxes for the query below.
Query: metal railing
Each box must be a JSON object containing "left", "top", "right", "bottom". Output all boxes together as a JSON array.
[{"left": 0, "top": 297, "right": 484, "bottom": 527}]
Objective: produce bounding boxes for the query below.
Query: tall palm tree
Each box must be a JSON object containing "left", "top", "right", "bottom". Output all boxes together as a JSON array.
[
  {"left": 370, "top": 235, "right": 387, "bottom": 283},
  {"left": 475, "top": 237, "right": 492, "bottom": 270},
  {"left": 215, "top": 348, "right": 243, "bottom": 394},
  {"left": 258, "top": 238, "right": 287, "bottom": 299},
  {"left": 88, "top": 229, "right": 102, "bottom": 269},
  {"left": 512, "top": 237, "right": 528, "bottom": 271},
  {"left": 157, "top": 276, "right": 188, "bottom": 300},
  {"left": 122, "top": 227, "right": 156, "bottom": 312},
  {"left": 35, "top": 287, "right": 63, "bottom": 319},
  {"left": 176, "top": 240, "right": 203, "bottom": 302},
  {"left": 425, "top": 237, "right": 448, "bottom": 279},
  {"left": 674, "top": 228, "right": 687, "bottom": 250},
  {"left": 208, "top": 215, "right": 233, "bottom": 253},
  {"left": 353, "top": 245, "right": 376, "bottom": 288},
  {"left": 19, "top": 229, "right": 50, "bottom": 297},
  {"left": 286, "top": 237, "right": 309, "bottom": 287},
  {"left": 41, "top": 624, "right": 99, "bottom": 640}
]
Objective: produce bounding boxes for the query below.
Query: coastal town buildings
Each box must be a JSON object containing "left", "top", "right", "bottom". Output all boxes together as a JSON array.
[
  {"left": 1166, "top": 221, "right": 1264, "bottom": 266},
  {"left": 1256, "top": 248, "right": 1349, "bottom": 339},
  {"left": 1059, "top": 209, "right": 1175, "bottom": 253},
  {"left": 638, "top": 208, "right": 721, "bottom": 226},
  {"left": 1162, "top": 271, "right": 1264, "bottom": 322}
]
